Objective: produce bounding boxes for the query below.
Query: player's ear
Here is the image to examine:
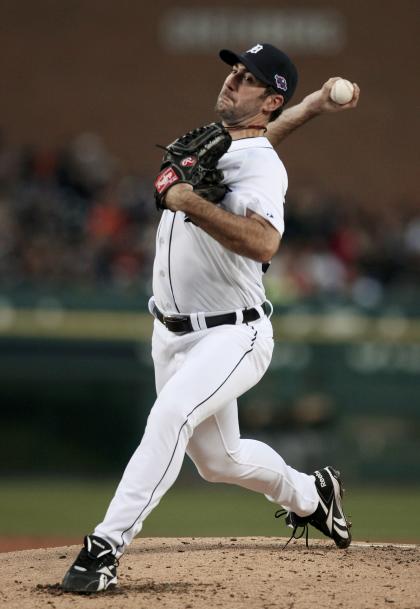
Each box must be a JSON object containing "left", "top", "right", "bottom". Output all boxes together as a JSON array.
[{"left": 262, "top": 93, "right": 284, "bottom": 114}]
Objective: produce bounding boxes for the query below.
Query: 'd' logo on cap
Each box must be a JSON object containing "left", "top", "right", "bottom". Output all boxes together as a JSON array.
[
  {"left": 247, "top": 44, "right": 263, "bottom": 54},
  {"left": 275, "top": 74, "right": 288, "bottom": 92}
]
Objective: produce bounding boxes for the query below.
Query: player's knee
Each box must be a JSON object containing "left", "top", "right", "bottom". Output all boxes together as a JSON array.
[
  {"left": 196, "top": 464, "right": 224, "bottom": 483},
  {"left": 194, "top": 455, "right": 234, "bottom": 483},
  {"left": 147, "top": 397, "right": 194, "bottom": 434}
]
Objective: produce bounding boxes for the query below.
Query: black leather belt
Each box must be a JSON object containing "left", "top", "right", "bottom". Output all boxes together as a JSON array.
[{"left": 153, "top": 302, "right": 270, "bottom": 333}]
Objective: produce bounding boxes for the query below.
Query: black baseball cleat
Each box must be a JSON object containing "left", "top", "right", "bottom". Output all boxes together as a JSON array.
[
  {"left": 276, "top": 466, "right": 352, "bottom": 549},
  {"left": 62, "top": 534, "right": 118, "bottom": 592}
]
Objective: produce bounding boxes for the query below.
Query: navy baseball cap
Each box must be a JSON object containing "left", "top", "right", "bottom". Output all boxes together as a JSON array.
[{"left": 219, "top": 43, "right": 298, "bottom": 104}]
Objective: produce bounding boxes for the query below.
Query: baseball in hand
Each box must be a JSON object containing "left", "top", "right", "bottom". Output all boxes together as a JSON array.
[{"left": 330, "top": 79, "right": 354, "bottom": 105}]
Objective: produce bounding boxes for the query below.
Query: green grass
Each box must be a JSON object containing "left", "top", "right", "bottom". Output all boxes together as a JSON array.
[{"left": 0, "top": 478, "right": 419, "bottom": 543}]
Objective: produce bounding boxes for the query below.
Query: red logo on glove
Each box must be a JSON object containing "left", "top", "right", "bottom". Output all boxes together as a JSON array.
[
  {"left": 155, "top": 167, "right": 179, "bottom": 194},
  {"left": 181, "top": 156, "right": 197, "bottom": 167}
]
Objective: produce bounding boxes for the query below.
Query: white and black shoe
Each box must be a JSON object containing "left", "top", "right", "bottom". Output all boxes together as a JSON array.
[
  {"left": 276, "top": 466, "right": 352, "bottom": 549},
  {"left": 62, "top": 535, "right": 118, "bottom": 592}
]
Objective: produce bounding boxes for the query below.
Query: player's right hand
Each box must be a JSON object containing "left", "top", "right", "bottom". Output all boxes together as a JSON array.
[{"left": 303, "top": 77, "right": 360, "bottom": 116}]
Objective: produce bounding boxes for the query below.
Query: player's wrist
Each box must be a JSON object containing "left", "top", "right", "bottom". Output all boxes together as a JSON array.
[
  {"left": 164, "top": 183, "right": 194, "bottom": 212},
  {"left": 299, "top": 92, "right": 325, "bottom": 118}
]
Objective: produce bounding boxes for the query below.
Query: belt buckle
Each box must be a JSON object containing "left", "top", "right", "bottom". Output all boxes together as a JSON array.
[
  {"left": 163, "top": 314, "right": 189, "bottom": 332},
  {"left": 163, "top": 314, "right": 177, "bottom": 328}
]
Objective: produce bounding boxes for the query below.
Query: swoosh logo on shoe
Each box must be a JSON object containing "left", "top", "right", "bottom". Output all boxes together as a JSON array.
[
  {"left": 326, "top": 502, "right": 334, "bottom": 534},
  {"left": 318, "top": 496, "right": 328, "bottom": 516},
  {"left": 98, "top": 566, "right": 114, "bottom": 578},
  {"left": 333, "top": 523, "right": 349, "bottom": 538},
  {"left": 333, "top": 516, "right": 349, "bottom": 537},
  {"left": 334, "top": 516, "right": 347, "bottom": 527}
]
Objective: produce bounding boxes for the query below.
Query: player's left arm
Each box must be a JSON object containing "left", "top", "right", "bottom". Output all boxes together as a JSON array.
[
  {"left": 266, "top": 77, "right": 360, "bottom": 148},
  {"left": 164, "top": 185, "right": 280, "bottom": 262}
]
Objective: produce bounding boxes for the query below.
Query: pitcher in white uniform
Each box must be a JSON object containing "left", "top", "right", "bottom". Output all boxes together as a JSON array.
[{"left": 62, "top": 43, "right": 359, "bottom": 593}]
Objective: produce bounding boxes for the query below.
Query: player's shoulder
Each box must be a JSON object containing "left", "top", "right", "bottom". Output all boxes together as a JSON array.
[
  {"left": 227, "top": 136, "right": 274, "bottom": 154},
  {"left": 220, "top": 136, "right": 287, "bottom": 190},
  {"left": 242, "top": 138, "right": 287, "bottom": 176},
  {"left": 229, "top": 137, "right": 284, "bottom": 163}
]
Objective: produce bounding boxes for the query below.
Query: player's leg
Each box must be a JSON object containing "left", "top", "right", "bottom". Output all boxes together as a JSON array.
[
  {"left": 186, "top": 400, "right": 318, "bottom": 516},
  {"left": 62, "top": 320, "right": 184, "bottom": 592},
  {"left": 92, "top": 321, "right": 273, "bottom": 556},
  {"left": 187, "top": 403, "right": 351, "bottom": 548}
]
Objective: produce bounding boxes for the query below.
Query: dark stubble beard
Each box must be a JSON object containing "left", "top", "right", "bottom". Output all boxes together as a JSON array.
[
  {"left": 215, "top": 89, "right": 267, "bottom": 126},
  {"left": 214, "top": 94, "right": 240, "bottom": 125}
]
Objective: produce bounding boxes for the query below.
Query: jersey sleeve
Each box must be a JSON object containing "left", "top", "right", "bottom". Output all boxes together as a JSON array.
[{"left": 232, "top": 148, "right": 287, "bottom": 236}]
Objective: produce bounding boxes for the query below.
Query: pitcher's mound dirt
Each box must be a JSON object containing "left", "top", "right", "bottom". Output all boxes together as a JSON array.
[{"left": 1, "top": 537, "right": 419, "bottom": 609}]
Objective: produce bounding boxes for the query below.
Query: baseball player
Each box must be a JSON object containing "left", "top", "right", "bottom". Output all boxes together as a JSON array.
[{"left": 62, "top": 43, "right": 359, "bottom": 592}]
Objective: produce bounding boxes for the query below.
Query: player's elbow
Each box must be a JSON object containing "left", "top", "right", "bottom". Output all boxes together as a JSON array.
[{"left": 255, "top": 234, "right": 280, "bottom": 262}]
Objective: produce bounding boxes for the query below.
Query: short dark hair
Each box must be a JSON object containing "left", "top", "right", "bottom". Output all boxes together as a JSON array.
[{"left": 263, "top": 86, "right": 284, "bottom": 122}]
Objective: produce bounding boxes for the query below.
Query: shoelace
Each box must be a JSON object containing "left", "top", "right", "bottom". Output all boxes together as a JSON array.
[
  {"left": 79, "top": 548, "right": 119, "bottom": 570},
  {"left": 275, "top": 509, "right": 310, "bottom": 548},
  {"left": 98, "top": 555, "right": 119, "bottom": 569}
]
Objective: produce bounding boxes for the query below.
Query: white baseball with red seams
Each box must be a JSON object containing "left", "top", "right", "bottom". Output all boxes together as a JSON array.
[
  {"left": 93, "top": 136, "right": 319, "bottom": 556},
  {"left": 330, "top": 79, "right": 354, "bottom": 105}
]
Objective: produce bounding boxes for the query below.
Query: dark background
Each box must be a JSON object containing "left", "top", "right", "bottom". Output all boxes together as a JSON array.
[
  {"left": 0, "top": 0, "right": 419, "bottom": 485},
  {"left": 0, "top": 0, "right": 418, "bottom": 206}
]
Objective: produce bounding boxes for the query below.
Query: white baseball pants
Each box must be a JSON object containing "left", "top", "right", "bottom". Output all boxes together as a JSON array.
[{"left": 94, "top": 316, "right": 318, "bottom": 555}]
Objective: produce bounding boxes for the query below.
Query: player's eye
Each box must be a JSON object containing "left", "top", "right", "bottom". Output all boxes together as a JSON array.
[{"left": 242, "top": 72, "right": 258, "bottom": 86}]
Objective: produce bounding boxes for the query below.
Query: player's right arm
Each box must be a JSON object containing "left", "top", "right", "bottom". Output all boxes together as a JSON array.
[
  {"left": 164, "top": 184, "right": 280, "bottom": 263},
  {"left": 266, "top": 77, "right": 360, "bottom": 148}
]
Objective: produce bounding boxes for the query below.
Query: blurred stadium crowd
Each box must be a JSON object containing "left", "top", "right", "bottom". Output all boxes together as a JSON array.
[{"left": 1, "top": 129, "right": 419, "bottom": 306}]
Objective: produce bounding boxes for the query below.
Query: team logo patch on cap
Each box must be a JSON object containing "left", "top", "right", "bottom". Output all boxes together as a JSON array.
[
  {"left": 275, "top": 74, "right": 288, "bottom": 92},
  {"left": 247, "top": 44, "right": 263, "bottom": 54}
]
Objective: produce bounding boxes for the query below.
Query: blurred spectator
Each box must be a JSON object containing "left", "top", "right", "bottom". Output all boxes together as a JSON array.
[
  {"left": 0, "top": 129, "right": 157, "bottom": 291},
  {"left": 0, "top": 129, "right": 419, "bottom": 304},
  {"left": 265, "top": 187, "right": 420, "bottom": 306},
  {"left": 57, "top": 132, "right": 117, "bottom": 199}
]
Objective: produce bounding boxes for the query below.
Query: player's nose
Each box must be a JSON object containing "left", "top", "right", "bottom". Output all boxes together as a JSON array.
[{"left": 224, "top": 72, "right": 238, "bottom": 90}]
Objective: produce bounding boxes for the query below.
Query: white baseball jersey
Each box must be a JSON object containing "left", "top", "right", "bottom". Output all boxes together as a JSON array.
[
  {"left": 93, "top": 133, "right": 318, "bottom": 557},
  {"left": 152, "top": 136, "right": 287, "bottom": 314}
]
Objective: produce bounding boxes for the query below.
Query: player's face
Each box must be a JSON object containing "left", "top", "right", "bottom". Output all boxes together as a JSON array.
[{"left": 215, "top": 63, "right": 269, "bottom": 124}]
